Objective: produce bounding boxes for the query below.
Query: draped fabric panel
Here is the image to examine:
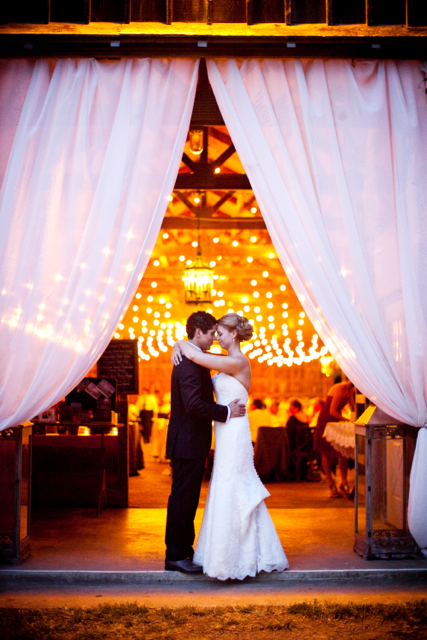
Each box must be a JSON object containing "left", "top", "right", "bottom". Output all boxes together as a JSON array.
[
  {"left": 0, "top": 57, "right": 199, "bottom": 430},
  {"left": 207, "top": 58, "right": 427, "bottom": 548}
]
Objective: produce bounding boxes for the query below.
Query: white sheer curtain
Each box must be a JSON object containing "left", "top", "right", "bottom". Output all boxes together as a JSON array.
[
  {"left": 0, "top": 57, "right": 199, "bottom": 430},
  {"left": 208, "top": 58, "right": 427, "bottom": 549}
]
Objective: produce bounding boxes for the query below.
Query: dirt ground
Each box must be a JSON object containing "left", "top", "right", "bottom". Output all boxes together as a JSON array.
[{"left": 1, "top": 601, "right": 426, "bottom": 640}]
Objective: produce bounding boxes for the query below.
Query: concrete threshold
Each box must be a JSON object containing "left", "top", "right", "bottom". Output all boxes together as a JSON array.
[{"left": 1, "top": 568, "right": 427, "bottom": 585}]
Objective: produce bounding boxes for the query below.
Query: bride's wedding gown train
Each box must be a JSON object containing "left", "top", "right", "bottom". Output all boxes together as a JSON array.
[{"left": 193, "top": 372, "right": 289, "bottom": 580}]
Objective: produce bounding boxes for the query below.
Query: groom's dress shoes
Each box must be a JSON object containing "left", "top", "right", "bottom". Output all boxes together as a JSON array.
[{"left": 165, "top": 558, "right": 203, "bottom": 574}]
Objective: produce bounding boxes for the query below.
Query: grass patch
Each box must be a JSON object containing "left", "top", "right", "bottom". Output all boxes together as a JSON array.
[{"left": 1, "top": 599, "right": 426, "bottom": 640}]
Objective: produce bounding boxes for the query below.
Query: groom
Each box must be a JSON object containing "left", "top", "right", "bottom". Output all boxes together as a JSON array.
[{"left": 165, "top": 311, "right": 246, "bottom": 573}]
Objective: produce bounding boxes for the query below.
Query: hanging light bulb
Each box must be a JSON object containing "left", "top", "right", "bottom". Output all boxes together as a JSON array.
[{"left": 189, "top": 129, "right": 204, "bottom": 155}]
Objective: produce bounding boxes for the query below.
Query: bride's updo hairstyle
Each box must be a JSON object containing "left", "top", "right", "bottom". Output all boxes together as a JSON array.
[{"left": 218, "top": 313, "right": 253, "bottom": 343}]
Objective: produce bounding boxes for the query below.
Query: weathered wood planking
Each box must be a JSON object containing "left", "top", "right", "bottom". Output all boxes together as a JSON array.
[{"left": 2, "top": 0, "right": 427, "bottom": 26}]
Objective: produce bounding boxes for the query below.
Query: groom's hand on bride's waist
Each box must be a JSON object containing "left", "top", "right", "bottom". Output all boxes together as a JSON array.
[{"left": 228, "top": 399, "right": 247, "bottom": 418}]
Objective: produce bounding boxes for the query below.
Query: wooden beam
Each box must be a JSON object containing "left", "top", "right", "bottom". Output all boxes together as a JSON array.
[
  {"left": 175, "top": 173, "right": 252, "bottom": 190},
  {"left": 161, "top": 217, "right": 266, "bottom": 229},
  {"left": 212, "top": 143, "right": 236, "bottom": 170}
]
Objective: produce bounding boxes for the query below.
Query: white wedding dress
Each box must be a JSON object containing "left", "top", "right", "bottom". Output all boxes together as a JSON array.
[{"left": 193, "top": 372, "right": 289, "bottom": 580}]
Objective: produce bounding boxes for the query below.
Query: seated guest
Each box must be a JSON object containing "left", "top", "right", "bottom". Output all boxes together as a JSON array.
[
  {"left": 286, "top": 398, "right": 313, "bottom": 479},
  {"left": 248, "top": 398, "right": 272, "bottom": 444},
  {"left": 269, "top": 400, "right": 283, "bottom": 427},
  {"left": 285, "top": 398, "right": 310, "bottom": 453},
  {"left": 128, "top": 398, "right": 144, "bottom": 476}
]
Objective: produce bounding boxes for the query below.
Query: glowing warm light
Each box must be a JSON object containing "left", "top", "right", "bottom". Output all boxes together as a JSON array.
[
  {"left": 232, "top": 240, "right": 238, "bottom": 247},
  {"left": 242, "top": 296, "right": 248, "bottom": 303},
  {"left": 194, "top": 196, "right": 200, "bottom": 204},
  {"left": 119, "top": 323, "right": 124, "bottom": 330},
  {"left": 244, "top": 305, "right": 250, "bottom": 312},
  {"left": 114, "top": 333, "right": 120, "bottom": 339},
  {"left": 154, "top": 311, "right": 160, "bottom": 318},
  {"left": 168, "top": 195, "right": 173, "bottom": 201},
  {"left": 192, "top": 241, "right": 198, "bottom": 247},
  {"left": 179, "top": 255, "right": 185, "bottom": 262},
  {"left": 166, "top": 302, "right": 172, "bottom": 308},
  {"left": 54, "top": 274, "right": 62, "bottom": 282},
  {"left": 210, "top": 261, "right": 216, "bottom": 267},
  {"left": 298, "top": 319, "right": 304, "bottom": 325},
  {"left": 282, "top": 311, "right": 288, "bottom": 318},
  {"left": 148, "top": 295, "right": 153, "bottom": 302},
  {"left": 263, "top": 271, "right": 269, "bottom": 278},
  {"left": 133, "top": 305, "right": 138, "bottom": 311},
  {"left": 151, "top": 282, "right": 157, "bottom": 288},
  {"left": 300, "top": 312, "right": 306, "bottom": 318},
  {"left": 136, "top": 293, "right": 141, "bottom": 299},
  {"left": 118, "top": 286, "right": 125, "bottom": 293},
  {"left": 165, "top": 311, "right": 171, "bottom": 318},
  {"left": 256, "top": 315, "right": 262, "bottom": 321},
  {"left": 254, "top": 307, "right": 260, "bottom": 313},
  {"left": 266, "top": 292, "right": 272, "bottom": 298},
  {"left": 189, "top": 130, "right": 203, "bottom": 155},
  {"left": 251, "top": 207, "right": 257, "bottom": 213},
  {"left": 251, "top": 280, "right": 257, "bottom": 286},
  {"left": 163, "top": 233, "right": 169, "bottom": 239},
  {"left": 213, "top": 237, "right": 219, "bottom": 243},
  {"left": 217, "top": 291, "right": 223, "bottom": 297},
  {"left": 153, "top": 260, "right": 160, "bottom": 266},
  {"left": 282, "top": 303, "right": 288, "bottom": 309},
  {"left": 253, "top": 292, "right": 259, "bottom": 298},
  {"left": 186, "top": 260, "right": 192, "bottom": 266},
  {"left": 267, "top": 302, "right": 273, "bottom": 309},
  {"left": 250, "top": 236, "right": 257, "bottom": 243},
  {"left": 214, "top": 167, "right": 220, "bottom": 173},
  {"left": 280, "top": 285, "right": 286, "bottom": 291},
  {"left": 146, "top": 307, "right": 152, "bottom": 314},
  {"left": 268, "top": 252, "right": 275, "bottom": 259}
]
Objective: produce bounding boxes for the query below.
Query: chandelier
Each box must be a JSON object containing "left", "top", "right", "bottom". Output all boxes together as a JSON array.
[
  {"left": 182, "top": 192, "right": 214, "bottom": 304},
  {"left": 183, "top": 254, "right": 214, "bottom": 304}
]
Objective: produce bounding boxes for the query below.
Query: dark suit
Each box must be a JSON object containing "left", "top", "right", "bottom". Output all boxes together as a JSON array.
[{"left": 165, "top": 355, "right": 228, "bottom": 562}]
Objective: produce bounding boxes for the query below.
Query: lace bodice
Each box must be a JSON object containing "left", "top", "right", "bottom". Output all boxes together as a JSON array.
[{"left": 194, "top": 371, "right": 288, "bottom": 580}]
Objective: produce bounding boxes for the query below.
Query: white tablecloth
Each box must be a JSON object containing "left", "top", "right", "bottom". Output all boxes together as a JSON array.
[{"left": 323, "top": 422, "right": 355, "bottom": 458}]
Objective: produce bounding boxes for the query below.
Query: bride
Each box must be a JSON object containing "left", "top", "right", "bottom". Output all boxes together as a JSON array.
[{"left": 172, "top": 312, "right": 289, "bottom": 581}]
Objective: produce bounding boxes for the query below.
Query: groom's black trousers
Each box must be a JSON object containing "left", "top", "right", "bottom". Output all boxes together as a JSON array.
[{"left": 165, "top": 457, "right": 206, "bottom": 562}]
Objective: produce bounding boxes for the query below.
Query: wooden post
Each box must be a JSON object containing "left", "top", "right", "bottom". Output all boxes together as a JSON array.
[
  {"left": 246, "top": 0, "right": 253, "bottom": 26},
  {"left": 123, "top": 0, "right": 130, "bottom": 23},
  {"left": 326, "top": 0, "right": 333, "bottom": 25},
  {"left": 166, "top": 0, "right": 173, "bottom": 25},
  {"left": 285, "top": 0, "right": 292, "bottom": 25},
  {"left": 83, "top": 0, "right": 91, "bottom": 24}
]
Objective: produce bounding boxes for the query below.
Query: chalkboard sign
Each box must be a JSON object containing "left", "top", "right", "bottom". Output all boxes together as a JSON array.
[{"left": 97, "top": 339, "right": 139, "bottom": 395}]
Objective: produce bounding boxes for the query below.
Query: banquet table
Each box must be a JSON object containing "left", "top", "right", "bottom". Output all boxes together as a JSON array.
[
  {"left": 254, "top": 426, "right": 290, "bottom": 481},
  {"left": 323, "top": 421, "right": 355, "bottom": 458}
]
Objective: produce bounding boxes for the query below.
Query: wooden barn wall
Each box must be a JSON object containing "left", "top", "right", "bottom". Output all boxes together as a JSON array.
[{"left": 2, "top": 0, "right": 427, "bottom": 26}]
